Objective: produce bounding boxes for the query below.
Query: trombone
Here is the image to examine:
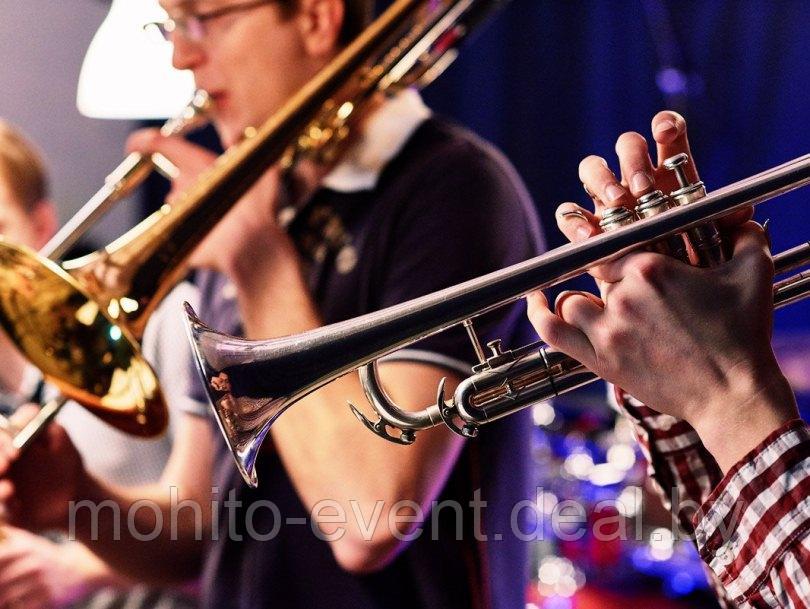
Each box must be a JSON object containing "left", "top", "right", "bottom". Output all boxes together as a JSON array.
[
  {"left": 184, "top": 153, "right": 810, "bottom": 487},
  {"left": 0, "top": 0, "right": 503, "bottom": 450},
  {"left": 0, "top": 92, "right": 209, "bottom": 450}
]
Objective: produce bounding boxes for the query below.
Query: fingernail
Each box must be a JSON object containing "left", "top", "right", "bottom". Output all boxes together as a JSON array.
[
  {"left": 631, "top": 172, "right": 654, "bottom": 193},
  {"left": 605, "top": 183, "right": 626, "bottom": 202},
  {"left": 560, "top": 209, "right": 587, "bottom": 221},
  {"left": 576, "top": 225, "right": 593, "bottom": 239},
  {"left": 654, "top": 119, "right": 677, "bottom": 137}
]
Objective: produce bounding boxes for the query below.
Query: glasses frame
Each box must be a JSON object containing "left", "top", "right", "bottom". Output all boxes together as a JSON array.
[{"left": 144, "top": 0, "right": 277, "bottom": 43}]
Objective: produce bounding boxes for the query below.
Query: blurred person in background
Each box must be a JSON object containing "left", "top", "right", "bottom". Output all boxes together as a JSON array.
[{"left": 0, "top": 120, "right": 202, "bottom": 609}]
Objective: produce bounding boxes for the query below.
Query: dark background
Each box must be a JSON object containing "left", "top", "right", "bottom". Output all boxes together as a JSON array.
[{"left": 410, "top": 0, "right": 809, "bottom": 338}]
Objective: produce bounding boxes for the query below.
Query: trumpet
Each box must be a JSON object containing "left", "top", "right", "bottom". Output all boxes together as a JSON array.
[
  {"left": 0, "top": 0, "right": 501, "bottom": 449},
  {"left": 0, "top": 92, "right": 209, "bottom": 449},
  {"left": 184, "top": 153, "right": 810, "bottom": 487}
]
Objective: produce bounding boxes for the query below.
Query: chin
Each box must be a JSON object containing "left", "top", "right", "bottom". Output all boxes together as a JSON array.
[{"left": 215, "top": 122, "right": 242, "bottom": 149}]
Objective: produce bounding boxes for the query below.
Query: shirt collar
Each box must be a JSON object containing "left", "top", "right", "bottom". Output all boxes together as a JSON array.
[{"left": 320, "top": 88, "right": 431, "bottom": 193}]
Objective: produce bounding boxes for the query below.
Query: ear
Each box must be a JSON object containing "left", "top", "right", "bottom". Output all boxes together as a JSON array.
[
  {"left": 296, "top": 0, "right": 345, "bottom": 59},
  {"left": 29, "top": 200, "right": 58, "bottom": 250}
]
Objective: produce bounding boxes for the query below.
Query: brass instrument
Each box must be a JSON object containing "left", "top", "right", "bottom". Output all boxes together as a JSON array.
[
  {"left": 0, "top": 93, "right": 210, "bottom": 448},
  {"left": 41, "top": 90, "right": 210, "bottom": 260},
  {"left": 184, "top": 153, "right": 810, "bottom": 487},
  {"left": 0, "top": 0, "right": 502, "bottom": 448}
]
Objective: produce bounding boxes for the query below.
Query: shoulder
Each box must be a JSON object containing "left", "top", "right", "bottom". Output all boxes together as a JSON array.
[
  {"left": 378, "top": 117, "right": 545, "bottom": 255},
  {"left": 385, "top": 117, "right": 528, "bottom": 198}
]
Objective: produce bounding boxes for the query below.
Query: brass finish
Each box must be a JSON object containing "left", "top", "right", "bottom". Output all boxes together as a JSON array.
[
  {"left": 0, "top": 94, "right": 211, "bottom": 438},
  {"left": 0, "top": 240, "right": 165, "bottom": 436},
  {"left": 0, "top": 0, "right": 492, "bottom": 441}
]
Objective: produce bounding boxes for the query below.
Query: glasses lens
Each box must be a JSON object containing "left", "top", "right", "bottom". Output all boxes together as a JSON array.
[{"left": 143, "top": 21, "right": 171, "bottom": 43}]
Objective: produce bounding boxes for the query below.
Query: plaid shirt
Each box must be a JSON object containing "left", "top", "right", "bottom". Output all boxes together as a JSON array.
[{"left": 612, "top": 387, "right": 810, "bottom": 609}]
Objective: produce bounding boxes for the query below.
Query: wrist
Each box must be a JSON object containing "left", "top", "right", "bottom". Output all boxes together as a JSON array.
[
  {"left": 690, "top": 368, "right": 798, "bottom": 473},
  {"left": 60, "top": 541, "right": 126, "bottom": 596}
]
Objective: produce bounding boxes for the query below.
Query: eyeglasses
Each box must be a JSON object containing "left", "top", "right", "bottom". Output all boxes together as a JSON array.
[{"left": 144, "top": 0, "right": 276, "bottom": 43}]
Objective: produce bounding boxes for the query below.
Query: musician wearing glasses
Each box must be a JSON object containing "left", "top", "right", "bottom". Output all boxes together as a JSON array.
[
  {"left": 0, "top": 2, "right": 544, "bottom": 609},
  {"left": 0, "top": 121, "right": 201, "bottom": 609},
  {"left": 527, "top": 111, "right": 809, "bottom": 609}
]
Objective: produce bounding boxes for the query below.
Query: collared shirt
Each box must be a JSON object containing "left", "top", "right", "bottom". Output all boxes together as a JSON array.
[
  {"left": 194, "top": 90, "right": 546, "bottom": 609},
  {"left": 321, "top": 88, "right": 432, "bottom": 193},
  {"left": 613, "top": 388, "right": 810, "bottom": 608}
]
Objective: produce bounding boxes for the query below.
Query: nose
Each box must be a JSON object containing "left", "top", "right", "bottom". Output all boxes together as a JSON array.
[{"left": 170, "top": 33, "right": 206, "bottom": 72}]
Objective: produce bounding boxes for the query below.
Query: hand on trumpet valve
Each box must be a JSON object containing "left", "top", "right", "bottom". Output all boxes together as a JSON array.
[{"left": 527, "top": 112, "right": 798, "bottom": 473}]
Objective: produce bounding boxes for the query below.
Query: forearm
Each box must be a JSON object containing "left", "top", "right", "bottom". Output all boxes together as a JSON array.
[
  {"left": 229, "top": 241, "right": 464, "bottom": 570},
  {"left": 70, "top": 473, "right": 207, "bottom": 584}
]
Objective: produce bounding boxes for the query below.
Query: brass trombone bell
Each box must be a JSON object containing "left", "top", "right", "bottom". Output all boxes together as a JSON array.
[
  {"left": 0, "top": 0, "right": 487, "bottom": 442},
  {"left": 0, "top": 93, "right": 210, "bottom": 439},
  {"left": 0, "top": 240, "right": 165, "bottom": 436}
]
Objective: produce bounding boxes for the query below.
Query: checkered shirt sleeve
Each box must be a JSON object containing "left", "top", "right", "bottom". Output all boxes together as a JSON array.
[
  {"left": 610, "top": 386, "right": 724, "bottom": 532},
  {"left": 694, "top": 419, "right": 810, "bottom": 609}
]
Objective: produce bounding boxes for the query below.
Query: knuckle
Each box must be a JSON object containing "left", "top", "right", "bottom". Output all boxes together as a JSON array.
[
  {"left": 601, "top": 323, "right": 632, "bottom": 351},
  {"left": 609, "top": 291, "right": 637, "bottom": 319},
  {"left": 630, "top": 255, "right": 671, "bottom": 291},
  {"left": 537, "top": 320, "right": 562, "bottom": 348}
]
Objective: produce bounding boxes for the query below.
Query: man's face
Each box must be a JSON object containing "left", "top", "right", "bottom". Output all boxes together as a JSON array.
[
  {"left": 0, "top": 179, "right": 40, "bottom": 249},
  {"left": 160, "top": 0, "right": 323, "bottom": 148}
]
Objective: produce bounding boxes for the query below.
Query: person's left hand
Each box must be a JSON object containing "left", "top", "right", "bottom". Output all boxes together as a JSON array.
[
  {"left": 0, "top": 527, "right": 96, "bottom": 609},
  {"left": 524, "top": 110, "right": 798, "bottom": 472}
]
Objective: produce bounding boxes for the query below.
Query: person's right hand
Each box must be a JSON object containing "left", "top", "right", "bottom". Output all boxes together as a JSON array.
[{"left": 0, "top": 405, "right": 84, "bottom": 532}]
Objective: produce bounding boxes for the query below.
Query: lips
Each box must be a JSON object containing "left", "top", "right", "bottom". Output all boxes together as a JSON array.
[{"left": 206, "top": 90, "right": 229, "bottom": 110}]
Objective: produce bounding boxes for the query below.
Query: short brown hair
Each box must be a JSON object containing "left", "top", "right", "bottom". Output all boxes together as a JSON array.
[
  {"left": 278, "top": 0, "right": 374, "bottom": 46},
  {"left": 0, "top": 120, "right": 49, "bottom": 211}
]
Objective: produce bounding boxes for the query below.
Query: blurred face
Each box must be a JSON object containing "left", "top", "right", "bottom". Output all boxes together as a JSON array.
[
  {"left": 0, "top": 179, "right": 40, "bottom": 249},
  {"left": 160, "top": 0, "right": 327, "bottom": 148}
]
